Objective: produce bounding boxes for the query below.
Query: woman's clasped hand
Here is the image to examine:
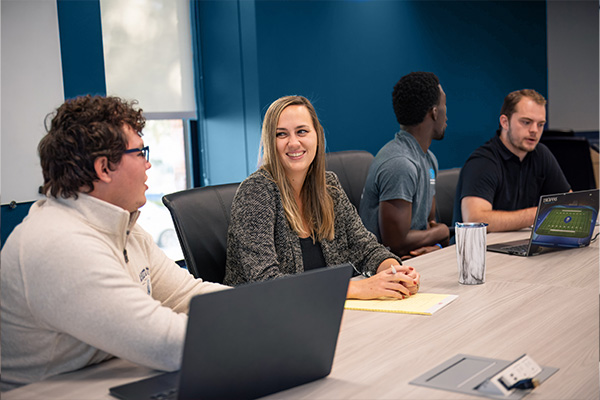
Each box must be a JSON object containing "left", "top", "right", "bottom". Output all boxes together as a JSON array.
[{"left": 347, "top": 263, "right": 420, "bottom": 300}]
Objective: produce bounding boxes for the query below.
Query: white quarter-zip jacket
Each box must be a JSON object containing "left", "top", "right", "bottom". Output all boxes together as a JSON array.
[{"left": 1, "top": 194, "right": 227, "bottom": 391}]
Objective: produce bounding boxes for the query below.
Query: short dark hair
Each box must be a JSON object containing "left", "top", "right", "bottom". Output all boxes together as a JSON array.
[
  {"left": 39, "top": 95, "right": 145, "bottom": 199},
  {"left": 496, "top": 89, "right": 546, "bottom": 135},
  {"left": 392, "top": 72, "right": 440, "bottom": 126}
]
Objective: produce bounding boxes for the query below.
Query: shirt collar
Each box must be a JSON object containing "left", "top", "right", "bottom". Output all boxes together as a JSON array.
[
  {"left": 492, "top": 134, "right": 533, "bottom": 162},
  {"left": 396, "top": 129, "right": 427, "bottom": 155},
  {"left": 52, "top": 193, "right": 140, "bottom": 236}
]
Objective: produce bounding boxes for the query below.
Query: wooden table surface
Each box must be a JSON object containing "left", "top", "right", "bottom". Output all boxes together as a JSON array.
[{"left": 4, "top": 230, "right": 599, "bottom": 400}]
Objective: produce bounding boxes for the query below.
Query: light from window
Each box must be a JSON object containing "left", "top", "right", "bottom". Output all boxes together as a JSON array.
[
  {"left": 100, "top": 0, "right": 196, "bottom": 117},
  {"left": 137, "top": 119, "right": 186, "bottom": 261}
]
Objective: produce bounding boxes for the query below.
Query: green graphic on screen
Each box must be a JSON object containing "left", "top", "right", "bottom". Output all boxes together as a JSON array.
[{"left": 534, "top": 207, "right": 592, "bottom": 239}]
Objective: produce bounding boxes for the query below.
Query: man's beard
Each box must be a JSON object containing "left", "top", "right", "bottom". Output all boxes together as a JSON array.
[
  {"left": 507, "top": 126, "right": 536, "bottom": 153},
  {"left": 433, "top": 129, "right": 445, "bottom": 141}
]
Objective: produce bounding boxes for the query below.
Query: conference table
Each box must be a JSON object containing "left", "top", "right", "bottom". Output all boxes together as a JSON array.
[{"left": 4, "top": 229, "right": 599, "bottom": 399}]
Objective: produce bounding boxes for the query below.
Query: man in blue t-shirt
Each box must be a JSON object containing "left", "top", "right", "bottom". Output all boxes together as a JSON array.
[{"left": 360, "top": 72, "right": 450, "bottom": 259}]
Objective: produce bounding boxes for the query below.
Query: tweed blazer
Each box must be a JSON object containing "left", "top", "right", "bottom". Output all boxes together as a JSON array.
[{"left": 223, "top": 169, "right": 401, "bottom": 286}]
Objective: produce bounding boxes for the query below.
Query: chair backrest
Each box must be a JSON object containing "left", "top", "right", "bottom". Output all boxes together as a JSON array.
[
  {"left": 325, "top": 150, "right": 374, "bottom": 210},
  {"left": 1, "top": 200, "right": 35, "bottom": 249},
  {"left": 435, "top": 168, "right": 461, "bottom": 229},
  {"left": 540, "top": 136, "right": 596, "bottom": 191},
  {"left": 162, "top": 183, "right": 239, "bottom": 283}
]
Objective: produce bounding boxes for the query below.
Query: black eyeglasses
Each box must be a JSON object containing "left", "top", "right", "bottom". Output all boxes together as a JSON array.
[{"left": 123, "top": 146, "right": 150, "bottom": 162}]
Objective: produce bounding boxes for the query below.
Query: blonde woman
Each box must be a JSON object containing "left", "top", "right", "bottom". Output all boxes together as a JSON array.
[{"left": 224, "top": 96, "right": 420, "bottom": 299}]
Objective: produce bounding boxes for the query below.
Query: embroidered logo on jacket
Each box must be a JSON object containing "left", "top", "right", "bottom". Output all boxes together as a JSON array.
[{"left": 139, "top": 267, "right": 152, "bottom": 295}]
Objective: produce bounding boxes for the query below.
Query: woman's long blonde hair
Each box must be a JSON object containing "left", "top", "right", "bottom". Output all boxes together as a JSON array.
[{"left": 259, "top": 96, "right": 335, "bottom": 241}]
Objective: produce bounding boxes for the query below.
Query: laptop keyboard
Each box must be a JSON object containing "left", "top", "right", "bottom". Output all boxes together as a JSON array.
[
  {"left": 501, "top": 244, "right": 528, "bottom": 254},
  {"left": 150, "top": 388, "right": 177, "bottom": 400}
]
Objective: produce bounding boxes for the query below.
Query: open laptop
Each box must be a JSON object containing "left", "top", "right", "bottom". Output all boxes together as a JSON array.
[
  {"left": 109, "top": 264, "right": 353, "bottom": 400},
  {"left": 487, "top": 189, "right": 599, "bottom": 256}
]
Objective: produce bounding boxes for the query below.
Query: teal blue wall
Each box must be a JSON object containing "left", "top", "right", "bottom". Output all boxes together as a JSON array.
[
  {"left": 191, "top": 0, "right": 261, "bottom": 185},
  {"left": 57, "top": 0, "right": 106, "bottom": 98},
  {"left": 253, "top": 0, "right": 547, "bottom": 170},
  {"left": 55, "top": 0, "right": 548, "bottom": 184}
]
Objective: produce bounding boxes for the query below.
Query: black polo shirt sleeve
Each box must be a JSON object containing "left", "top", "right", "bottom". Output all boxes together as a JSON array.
[{"left": 459, "top": 153, "right": 500, "bottom": 205}]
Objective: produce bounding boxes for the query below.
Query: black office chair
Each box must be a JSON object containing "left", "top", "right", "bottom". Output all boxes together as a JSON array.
[
  {"left": 540, "top": 136, "right": 597, "bottom": 191},
  {"left": 435, "top": 168, "right": 461, "bottom": 231},
  {"left": 162, "top": 183, "right": 239, "bottom": 283},
  {"left": 325, "top": 150, "right": 374, "bottom": 210}
]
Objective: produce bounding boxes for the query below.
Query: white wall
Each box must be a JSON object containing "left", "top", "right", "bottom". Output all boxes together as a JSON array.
[
  {"left": 547, "top": 0, "right": 599, "bottom": 131},
  {"left": 1, "top": 0, "right": 64, "bottom": 204}
]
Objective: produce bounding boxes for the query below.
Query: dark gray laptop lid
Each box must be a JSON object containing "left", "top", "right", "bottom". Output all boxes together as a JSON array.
[{"left": 178, "top": 264, "right": 352, "bottom": 400}]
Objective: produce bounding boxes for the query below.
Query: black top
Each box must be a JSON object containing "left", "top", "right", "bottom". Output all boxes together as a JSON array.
[
  {"left": 299, "top": 237, "right": 327, "bottom": 271},
  {"left": 453, "top": 135, "right": 570, "bottom": 223}
]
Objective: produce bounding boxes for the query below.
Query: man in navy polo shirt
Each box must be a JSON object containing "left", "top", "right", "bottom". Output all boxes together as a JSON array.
[{"left": 454, "top": 89, "right": 570, "bottom": 232}]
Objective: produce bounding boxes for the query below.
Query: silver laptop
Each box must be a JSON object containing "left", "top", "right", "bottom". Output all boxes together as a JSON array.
[
  {"left": 109, "top": 264, "right": 352, "bottom": 400},
  {"left": 487, "top": 189, "right": 599, "bottom": 256}
]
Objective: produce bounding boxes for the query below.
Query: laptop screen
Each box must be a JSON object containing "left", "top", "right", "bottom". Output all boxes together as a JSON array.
[{"left": 531, "top": 189, "right": 599, "bottom": 248}]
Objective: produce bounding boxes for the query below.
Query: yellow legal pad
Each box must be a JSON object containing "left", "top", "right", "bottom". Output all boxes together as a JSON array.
[{"left": 344, "top": 293, "right": 458, "bottom": 316}]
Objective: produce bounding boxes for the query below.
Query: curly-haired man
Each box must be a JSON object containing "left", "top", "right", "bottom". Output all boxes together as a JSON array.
[
  {"left": 360, "top": 72, "right": 450, "bottom": 259},
  {"left": 1, "top": 95, "right": 227, "bottom": 391}
]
